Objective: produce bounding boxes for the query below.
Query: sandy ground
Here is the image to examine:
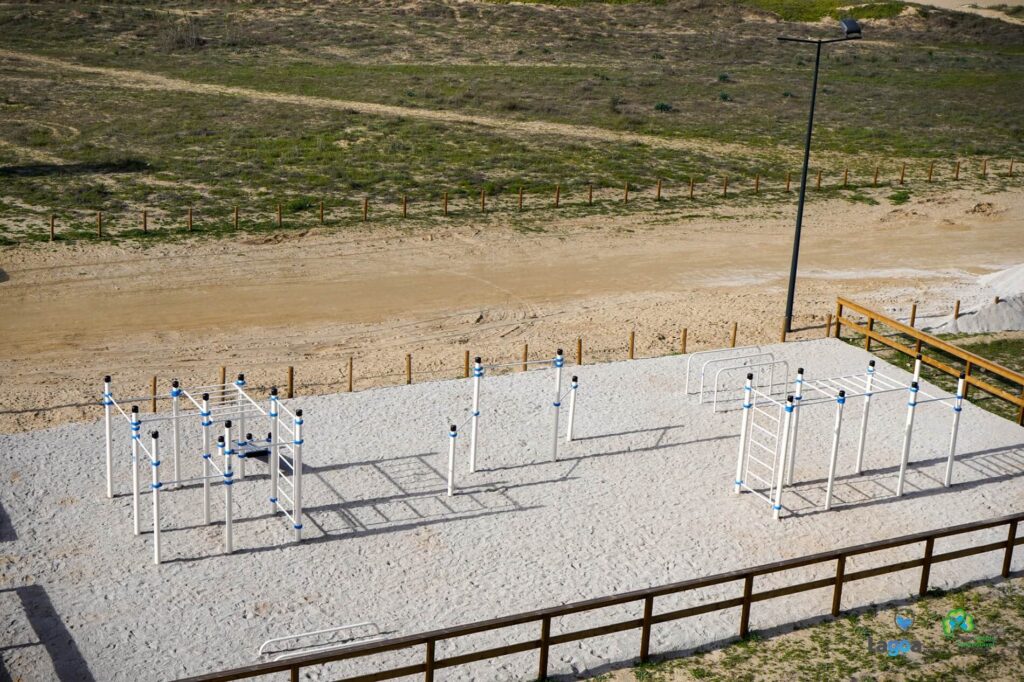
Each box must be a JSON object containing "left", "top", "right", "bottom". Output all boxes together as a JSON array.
[
  {"left": 920, "top": 1, "right": 1024, "bottom": 25},
  {"left": 2, "top": 187, "right": 1023, "bottom": 435},
  {"left": 1, "top": 340, "right": 1021, "bottom": 681}
]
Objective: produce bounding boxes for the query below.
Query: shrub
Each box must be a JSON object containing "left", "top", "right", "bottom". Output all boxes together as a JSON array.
[
  {"left": 719, "top": 91, "right": 733, "bottom": 102},
  {"left": 654, "top": 102, "right": 673, "bottom": 112}
]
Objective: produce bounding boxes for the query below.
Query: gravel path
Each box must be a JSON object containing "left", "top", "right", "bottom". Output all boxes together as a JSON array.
[{"left": 1, "top": 339, "right": 1022, "bottom": 681}]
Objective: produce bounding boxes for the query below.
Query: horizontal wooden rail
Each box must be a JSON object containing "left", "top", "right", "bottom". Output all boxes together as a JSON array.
[
  {"left": 835, "top": 297, "right": 1024, "bottom": 425},
  {"left": 180, "top": 511, "right": 1023, "bottom": 682}
]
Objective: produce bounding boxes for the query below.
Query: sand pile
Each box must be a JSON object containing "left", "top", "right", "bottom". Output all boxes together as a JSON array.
[{"left": 931, "top": 263, "right": 1024, "bottom": 333}]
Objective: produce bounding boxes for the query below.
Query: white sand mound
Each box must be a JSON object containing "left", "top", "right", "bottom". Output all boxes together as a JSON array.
[
  {"left": 928, "top": 263, "right": 1024, "bottom": 334},
  {"left": 980, "top": 262, "right": 1024, "bottom": 299},
  {"left": 933, "top": 294, "right": 1024, "bottom": 334}
]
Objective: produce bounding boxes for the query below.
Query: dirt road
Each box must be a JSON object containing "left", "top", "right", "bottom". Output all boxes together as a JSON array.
[{"left": 2, "top": 188, "right": 1022, "bottom": 433}]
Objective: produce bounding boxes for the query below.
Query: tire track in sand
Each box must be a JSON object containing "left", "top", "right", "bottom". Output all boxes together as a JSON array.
[{"left": 0, "top": 48, "right": 767, "bottom": 160}]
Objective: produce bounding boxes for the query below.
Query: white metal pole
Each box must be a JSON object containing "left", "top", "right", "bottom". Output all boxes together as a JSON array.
[
  {"left": 896, "top": 381, "right": 919, "bottom": 497},
  {"left": 150, "top": 431, "right": 161, "bottom": 565},
  {"left": 470, "top": 358, "right": 482, "bottom": 473},
  {"left": 293, "top": 410, "right": 304, "bottom": 541},
  {"left": 269, "top": 387, "right": 279, "bottom": 512},
  {"left": 785, "top": 368, "right": 804, "bottom": 485},
  {"left": 551, "top": 349, "right": 564, "bottom": 462},
  {"left": 131, "top": 406, "right": 141, "bottom": 536},
  {"left": 734, "top": 373, "right": 754, "bottom": 494},
  {"left": 171, "top": 380, "right": 181, "bottom": 487},
  {"left": 201, "top": 393, "right": 211, "bottom": 525},
  {"left": 912, "top": 354, "right": 922, "bottom": 383},
  {"left": 223, "top": 422, "right": 234, "bottom": 554},
  {"left": 235, "top": 374, "right": 247, "bottom": 480},
  {"left": 944, "top": 373, "right": 966, "bottom": 488},
  {"left": 824, "top": 391, "right": 846, "bottom": 511},
  {"left": 772, "top": 395, "right": 795, "bottom": 520},
  {"left": 447, "top": 425, "right": 457, "bottom": 496},
  {"left": 103, "top": 376, "right": 113, "bottom": 498},
  {"left": 854, "top": 360, "right": 875, "bottom": 475},
  {"left": 566, "top": 376, "right": 578, "bottom": 442}
]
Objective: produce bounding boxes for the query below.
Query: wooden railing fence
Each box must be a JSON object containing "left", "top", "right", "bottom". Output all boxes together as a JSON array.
[
  {"left": 180, "top": 512, "right": 1023, "bottom": 682},
  {"left": 835, "top": 297, "right": 1024, "bottom": 425}
]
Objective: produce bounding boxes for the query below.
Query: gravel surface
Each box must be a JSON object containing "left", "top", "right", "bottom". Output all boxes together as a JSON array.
[{"left": 1, "top": 339, "right": 1022, "bottom": 681}]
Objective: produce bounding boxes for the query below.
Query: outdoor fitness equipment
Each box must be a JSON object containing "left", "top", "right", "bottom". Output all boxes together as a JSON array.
[
  {"left": 102, "top": 374, "right": 305, "bottom": 564},
  {"left": 733, "top": 355, "right": 966, "bottom": 519},
  {"left": 444, "top": 350, "right": 579, "bottom": 495}
]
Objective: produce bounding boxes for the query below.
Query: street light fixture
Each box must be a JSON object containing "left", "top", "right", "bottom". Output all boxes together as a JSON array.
[{"left": 778, "top": 19, "right": 862, "bottom": 333}]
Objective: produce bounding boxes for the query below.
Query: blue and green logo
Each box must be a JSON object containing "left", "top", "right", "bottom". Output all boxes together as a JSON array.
[{"left": 942, "top": 609, "right": 974, "bottom": 637}]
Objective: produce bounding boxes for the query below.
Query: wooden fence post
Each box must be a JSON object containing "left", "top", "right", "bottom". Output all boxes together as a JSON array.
[
  {"left": 864, "top": 317, "right": 874, "bottom": 351},
  {"left": 909, "top": 302, "right": 917, "bottom": 328},
  {"left": 982, "top": 158, "right": 988, "bottom": 178},
  {"left": 786, "top": 171, "right": 792, "bottom": 192},
  {"left": 151, "top": 375, "right": 157, "bottom": 413},
  {"left": 834, "top": 301, "right": 843, "bottom": 338},
  {"left": 964, "top": 361, "right": 973, "bottom": 401},
  {"left": 480, "top": 189, "right": 486, "bottom": 212},
  {"left": 689, "top": 177, "right": 695, "bottom": 199},
  {"left": 730, "top": 322, "right": 738, "bottom": 348},
  {"left": 576, "top": 337, "right": 583, "bottom": 366},
  {"left": 722, "top": 176, "right": 728, "bottom": 197},
  {"left": 402, "top": 195, "right": 408, "bottom": 218},
  {"left": 843, "top": 169, "right": 848, "bottom": 187},
  {"left": 927, "top": 161, "right": 934, "bottom": 183},
  {"left": 588, "top": 183, "right": 593, "bottom": 205},
  {"left": 363, "top": 198, "right": 369, "bottom": 222},
  {"left": 188, "top": 206, "right": 193, "bottom": 232},
  {"left": 754, "top": 174, "right": 760, "bottom": 194},
  {"left": 405, "top": 354, "right": 412, "bottom": 384},
  {"left": 320, "top": 200, "right": 325, "bottom": 225},
  {"left": 739, "top": 574, "right": 753, "bottom": 638},
  {"left": 1003, "top": 520, "right": 1019, "bottom": 578},
  {"left": 624, "top": 182, "right": 629, "bottom": 204},
  {"left": 518, "top": 186, "right": 523, "bottom": 211},
  {"left": 1010, "top": 159, "right": 1015, "bottom": 177},
  {"left": 287, "top": 366, "right": 294, "bottom": 399},
  {"left": 953, "top": 299, "right": 961, "bottom": 320},
  {"left": 873, "top": 167, "right": 879, "bottom": 187},
  {"left": 919, "top": 537, "right": 934, "bottom": 596},
  {"left": 816, "top": 169, "right": 822, "bottom": 190},
  {"left": 831, "top": 556, "right": 846, "bottom": 617},
  {"left": 234, "top": 205, "right": 239, "bottom": 230},
  {"left": 277, "top": 203, "right": 282, "bottom": 228},
  {"left": 443, "top": 191, "right": 449, "bottom": 216},
  {"left": 142, "top": 210, "right": 148, "bottom": 233},
  {"left": 97, "top": 211, "right": 103, "bottom": 237},
  {"left": 347, "top": 356, "right": 353, "bottom": 393},
  {"left": 954, "top": 161, "right": 960, "bottom": 181},
  {"left": 628, "top": 331, "right": 635, "bottom": 359},
  {"left": 464, "top": 350, "right": 470, "bottom": 378},
  {"left": 555, "top": 183, "right": 560, "bottom": 208},
  {"left": 680, "top": 328, "right": 688, "bottom": 355},
  {"left": 824, "top": 313, "right": 832, "bottom": 338},
  {"left": 521, "top": 343, "right": 528, "bottom": 372},
  {"left": 640, "top": 596, "right": 654, "bottom": 663},
  {"left": 899, "top": 162, "right": 906, "bottom": 185},
  {"left": 49, "top": 214, "right": 55, "bottom": 241},
  {"left": 656, "top": 178, "right": 662, "bottom": 201},
  {"left": 219, "top": 366, "right": 226, "bottom": 389},
  {"left": 779, "top": 317, "right": 787, "bottom": 343},
  {"left": 538, "top": 617, "right": 551, "bottom": 680}
]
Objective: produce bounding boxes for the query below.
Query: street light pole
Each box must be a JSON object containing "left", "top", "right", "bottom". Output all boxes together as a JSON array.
[
  {"left": 783, "top": 39, "right": 822, "bottom": 334},
  {"left": 779, "top": 20, "right": 862, "bottom": 333}
]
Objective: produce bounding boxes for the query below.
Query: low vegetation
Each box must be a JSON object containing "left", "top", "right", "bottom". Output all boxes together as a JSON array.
[{"left": 605, "top": 578, "right": 1024, "bottom": 681}]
